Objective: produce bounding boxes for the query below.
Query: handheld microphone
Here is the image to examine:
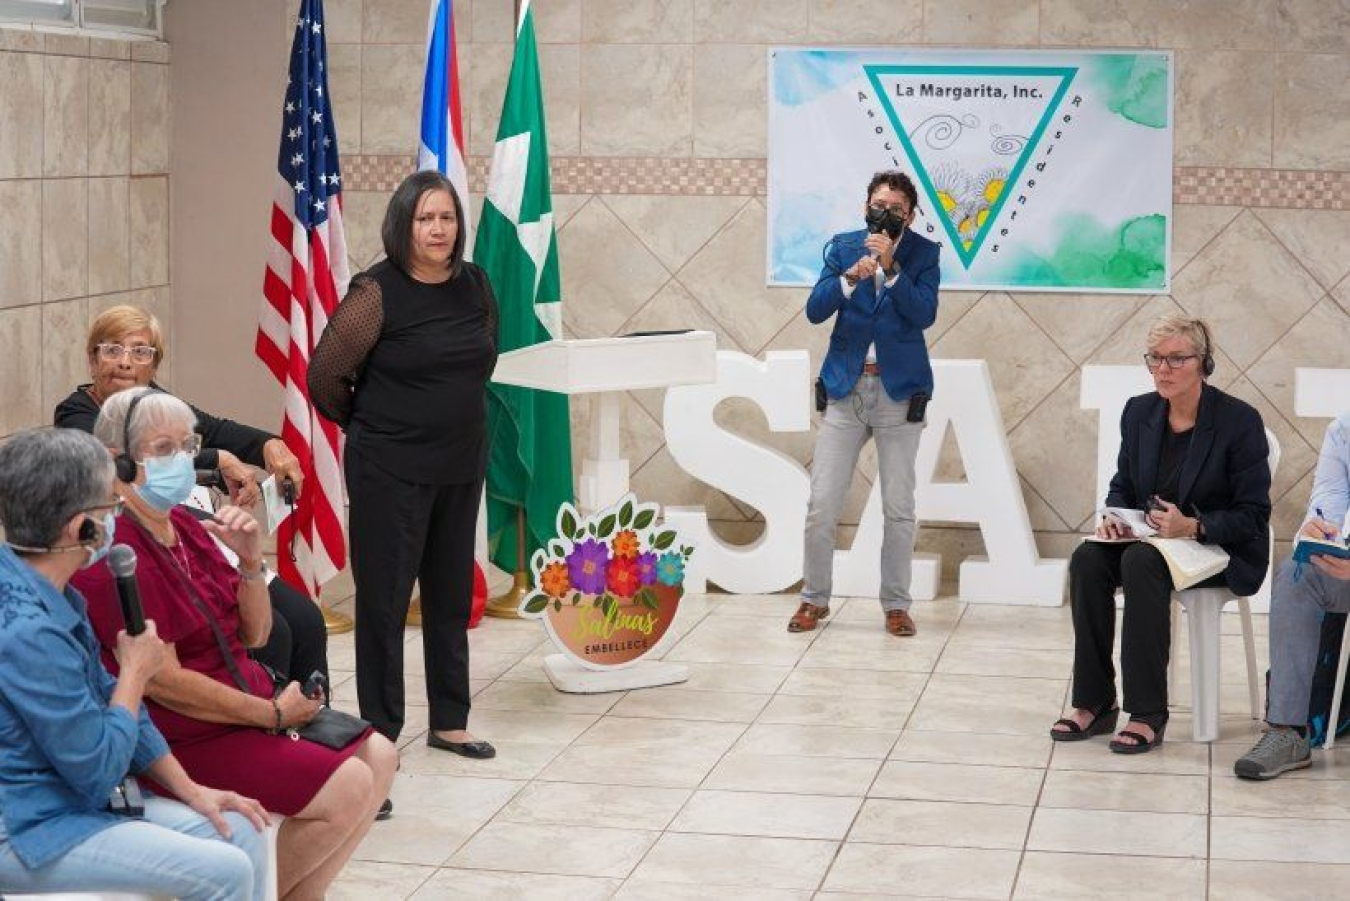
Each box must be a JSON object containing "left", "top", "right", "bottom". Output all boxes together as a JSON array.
[
  {"left": 866, "top": 220, "right": 884, "bottom": 294},
  {"left": 107, "top": 544, "right": 146, "bottom": 636}
]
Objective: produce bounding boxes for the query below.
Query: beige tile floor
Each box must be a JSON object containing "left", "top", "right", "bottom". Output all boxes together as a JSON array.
[{"left": 316, "top": 592, "right": 1350, "bottom": 900}]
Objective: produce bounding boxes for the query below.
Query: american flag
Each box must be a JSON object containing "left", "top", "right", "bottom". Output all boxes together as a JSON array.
[{"left": 256, "top": 0, "right": 349, "bottom": 599}]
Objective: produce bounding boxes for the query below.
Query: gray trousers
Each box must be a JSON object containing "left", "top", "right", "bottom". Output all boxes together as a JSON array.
[
  {"left": 1268, "top": 558, "right": 1350, "bottom": 725},
  {"left": 802, "top": 374, "right": 924, "bottom": 612}
]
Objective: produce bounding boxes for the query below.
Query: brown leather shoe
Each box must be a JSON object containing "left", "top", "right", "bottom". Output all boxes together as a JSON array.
[
  {"left": 885, "top": 609, "right": 916, "bottom": 637},
  {"left": 787, "top": 601, "right": 830, "bottom": 633}
]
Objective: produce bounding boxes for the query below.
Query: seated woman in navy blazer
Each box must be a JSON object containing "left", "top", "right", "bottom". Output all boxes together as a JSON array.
[{"left": 1052, "top": 314, "right": 1271, "bottom": 753}]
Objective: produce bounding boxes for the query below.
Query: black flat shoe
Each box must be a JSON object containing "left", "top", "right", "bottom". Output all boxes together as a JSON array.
[
  {"left": 375, "top": 798, "right": 393, "bottom": 821},
  {"left": 1050, "top": 704, "right": 1119, "bottom": 742},
  {"left": 427, "top": 732, "right": 496, "bottom": 759},
  {"left": 1110, "top": 714, "right": 1168, "bottom": 755}
]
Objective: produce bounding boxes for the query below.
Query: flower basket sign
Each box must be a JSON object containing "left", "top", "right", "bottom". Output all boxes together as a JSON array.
[{"left": 519, "top": 494, "right": 693, "bottom": 671}]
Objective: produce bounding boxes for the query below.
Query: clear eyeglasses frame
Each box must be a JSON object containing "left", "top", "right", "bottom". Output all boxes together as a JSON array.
[{"left": 96, "top": 343, "right": 158, "bottom": 364}]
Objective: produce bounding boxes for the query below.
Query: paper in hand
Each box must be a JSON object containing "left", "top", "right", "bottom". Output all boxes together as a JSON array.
[
  {"left": 260, "top": 475, "right": 294, "bottom": 535},
  {"left": 1101, "top": 506, "right": 1157, "bottom": 538}
]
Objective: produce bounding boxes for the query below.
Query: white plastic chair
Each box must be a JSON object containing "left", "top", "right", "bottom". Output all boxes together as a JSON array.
[{"left": 1167, "top": 429, "right": 1279, "bottom": 742}]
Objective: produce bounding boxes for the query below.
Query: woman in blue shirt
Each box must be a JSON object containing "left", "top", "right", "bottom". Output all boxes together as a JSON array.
[{"left": 0, "top": 428, "right": 268, "bottom": 900}]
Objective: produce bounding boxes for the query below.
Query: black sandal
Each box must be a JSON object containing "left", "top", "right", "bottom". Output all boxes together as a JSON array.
[
  {"left": 1109, "top": 712, "right": 1168, "bottom": 755},
  {"left": 1050, "top": 703, "right": 1119, "bottom": 742}
]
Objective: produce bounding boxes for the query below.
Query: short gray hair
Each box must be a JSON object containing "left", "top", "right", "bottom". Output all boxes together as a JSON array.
[
  {"left": 93, "top": 387, "right": 197, "bottom": 457},
  {"left": 0, "top": 428, "right": 113, "bottom": 548}
]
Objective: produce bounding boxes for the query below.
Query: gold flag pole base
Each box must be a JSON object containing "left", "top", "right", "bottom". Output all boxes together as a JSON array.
[
  {"left": 486, "top": 571, "right": 529, "bottom": 619},
  {"left": 322, "top": 605, "right": 355, "bottom": 635},
  {"left": 485, "top": 505, "right": 531, "bottom": 620},
  {"left": 406, "top": 596, "right": 422, "bottom": 628}
]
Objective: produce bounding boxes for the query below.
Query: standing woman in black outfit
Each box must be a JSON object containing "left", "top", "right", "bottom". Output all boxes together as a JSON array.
[{"left": 309, "top": 170, "right": 497, "bottom": 760}]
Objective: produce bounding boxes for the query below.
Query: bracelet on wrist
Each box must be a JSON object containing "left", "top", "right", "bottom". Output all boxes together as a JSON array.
[
  {"left": 238, "top": 561, "right": 265, "bottom": 582},
  {"left": 270, "top": 698, "right": 283, "bottom": 733}
]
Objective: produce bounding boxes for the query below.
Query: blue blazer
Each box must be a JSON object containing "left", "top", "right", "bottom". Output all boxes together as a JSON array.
[
  {"left": 1108, "top": 383, "right": 1272, "bottom": 597},
  {"left": 806, "top": 227, "right": 941, "bottom": 402}
]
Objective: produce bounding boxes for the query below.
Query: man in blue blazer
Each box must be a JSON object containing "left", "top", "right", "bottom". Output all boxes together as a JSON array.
[{"left": 790, "top": 170, "right": 941, "bottom": 638}]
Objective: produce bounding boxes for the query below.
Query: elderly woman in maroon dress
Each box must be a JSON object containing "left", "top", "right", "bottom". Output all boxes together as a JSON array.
[{"left": 72, "top": 387, "right": 396, "bottom": 901}]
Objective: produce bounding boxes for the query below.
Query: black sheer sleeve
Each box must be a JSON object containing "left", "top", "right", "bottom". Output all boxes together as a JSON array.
[{"left": 308, "top": 276, "right": 384, "bottom": 428}]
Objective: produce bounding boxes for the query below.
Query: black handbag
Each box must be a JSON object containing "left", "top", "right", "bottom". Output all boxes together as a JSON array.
[{"left": 291, "top": 706, "right": 370, "bottom": 750}]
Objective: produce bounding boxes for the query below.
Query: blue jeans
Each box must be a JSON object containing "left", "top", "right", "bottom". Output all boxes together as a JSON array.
[{"left": 0, "top": 797, "right": 266, "bottom": 901}]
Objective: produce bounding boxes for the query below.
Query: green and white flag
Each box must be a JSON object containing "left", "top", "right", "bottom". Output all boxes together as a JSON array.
[{"left": 478, "top": 0, "right": 573, "bottom": 575}]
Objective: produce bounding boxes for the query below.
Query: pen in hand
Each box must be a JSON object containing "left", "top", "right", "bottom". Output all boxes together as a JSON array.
[{"left": 1313, "top": 507, "right": 1343, "bottom": 542}]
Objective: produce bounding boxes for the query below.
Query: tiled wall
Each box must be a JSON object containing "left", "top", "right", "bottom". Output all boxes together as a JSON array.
[
  {"left": 320, "top": 0, "right": 1349, "bottom": 580},
  {"left": 0, "top": 28, "right": 172, "bottom": 439}
]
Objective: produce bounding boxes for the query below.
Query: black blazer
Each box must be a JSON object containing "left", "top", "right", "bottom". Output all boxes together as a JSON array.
[{"left": 1107, "top": 383, "right": 1272, "bottom": 597}]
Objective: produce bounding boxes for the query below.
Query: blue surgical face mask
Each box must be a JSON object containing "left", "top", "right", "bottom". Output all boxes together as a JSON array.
[
  {"left": 135, "top": 451, "right": 196, "bottom": 512},
  {"left": 81, "top": 510, "right": 116, "bottom": 568}
]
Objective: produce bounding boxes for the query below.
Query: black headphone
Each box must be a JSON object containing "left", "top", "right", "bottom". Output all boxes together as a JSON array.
[
  {"left": 113, "top": 389, "right": 158, "bottom": 483},
  {"left": 78, "top": 518, "right": 97, "bottom": 542},
  {"left": 1196, "top": 319, "right": 1216, "bottom": 377}
]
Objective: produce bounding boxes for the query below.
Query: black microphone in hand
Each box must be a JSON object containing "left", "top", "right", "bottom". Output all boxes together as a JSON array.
[{"left": 108, "top": 544, "right": 146, "bottom": 636}]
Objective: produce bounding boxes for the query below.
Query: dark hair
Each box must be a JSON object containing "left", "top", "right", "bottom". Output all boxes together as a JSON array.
[
  {"left": 866, "top": 170, "right": 919, "bottom": 213},
  {"left": 381, "top": 170, "right": 466, "bottom": 278}
]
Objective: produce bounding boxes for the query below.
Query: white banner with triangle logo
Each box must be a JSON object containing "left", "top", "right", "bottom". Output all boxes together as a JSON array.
[{"left": 768, "top": 49, "right": 1173, "bottom": 293}]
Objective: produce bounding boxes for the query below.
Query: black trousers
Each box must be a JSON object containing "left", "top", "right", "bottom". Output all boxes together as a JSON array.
[
  {"left": 249, "top": 578, "right": 330, "bottom": 690},
  {"left": 1069, "top": 540, "right": 1224, "bottom": 718},
  {"left": 346, "top": 445, "right": 479, "bottom": 742}
]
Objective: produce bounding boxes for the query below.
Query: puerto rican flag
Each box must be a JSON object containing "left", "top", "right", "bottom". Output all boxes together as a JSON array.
[
  {"left": 419, "top": 0, "right": 492, "bottom": 619},
  {"left": 256, "top": 0, "right": 348, "bottom": 599},
  {"left": 418, "top": 0, "right": 470, "bottom": 233}
]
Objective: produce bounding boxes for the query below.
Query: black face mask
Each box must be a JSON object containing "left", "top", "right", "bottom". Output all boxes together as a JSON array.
[{"left": 865, "top": 205, "right": 906, "bottom": 240}]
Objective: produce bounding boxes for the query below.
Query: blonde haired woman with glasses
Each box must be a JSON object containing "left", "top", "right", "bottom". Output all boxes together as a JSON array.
[
  {"left": 55, "top": 305, "right": 293, "bottom": 507},
  {"left": 1050, "top": 315, "right": 1271, "bottom": 754}
]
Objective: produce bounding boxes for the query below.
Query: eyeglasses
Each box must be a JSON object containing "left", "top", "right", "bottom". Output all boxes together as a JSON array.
[
  {"left": 1143, "top": 353, "right": 1199, "bottom": 370},
  {"left": 140, "top": 435, "right": 202, "bottom": 460},
  {"left": 84, "top": 498, "right": 125, "bottom": 517},
  {"left": 96, "top": 343, "right": 158, "bottom": 364},
  {"left": 868, "top": 203, "right": 912, "bottom": 217}
]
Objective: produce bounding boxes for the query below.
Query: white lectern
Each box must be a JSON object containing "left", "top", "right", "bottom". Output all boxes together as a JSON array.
[
  {"left": 490, "top": 330, "right": 717, "bottom": 692},
  {"left": 492, "top": 331, "right": 718, "bottom": 514}
]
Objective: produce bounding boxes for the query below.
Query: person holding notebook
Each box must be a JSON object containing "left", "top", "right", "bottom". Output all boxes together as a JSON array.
[
  {"left": 1051, "top": 315, "right": 1271, "bottom": 753},
  {"left": 1234, "top": 410, "right": 1350, "bottom": 779}
]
